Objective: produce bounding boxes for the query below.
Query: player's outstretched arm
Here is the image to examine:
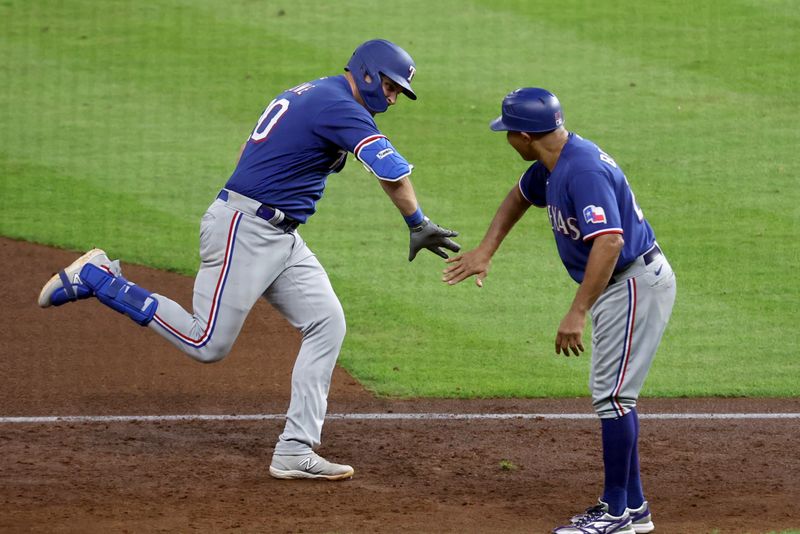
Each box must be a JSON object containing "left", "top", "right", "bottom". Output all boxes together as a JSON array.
[
  {"left": 379, "top": 177, "right": 461, "bottom": 261},
  {"left": 443, "top": 186, "right": 530, "bottom": 287},
  {"left": 379, "top": 175, "right": 419, "bottom": 216}
]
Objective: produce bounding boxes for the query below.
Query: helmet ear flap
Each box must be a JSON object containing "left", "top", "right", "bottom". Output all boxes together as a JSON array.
[
  {"left": 346, "top": 40, "right": 416, "bottom": 114},
  {"left": 346, "top": 54, "right": 387, "bottom": 113}
]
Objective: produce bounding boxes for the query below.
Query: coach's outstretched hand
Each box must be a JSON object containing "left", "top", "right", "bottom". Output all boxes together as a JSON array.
[
  {"left": 408, "top": 218, "right": 461, "bottom": 261},
  {"left": 442, "top": 247, "right": 492, "bottom": 287}
]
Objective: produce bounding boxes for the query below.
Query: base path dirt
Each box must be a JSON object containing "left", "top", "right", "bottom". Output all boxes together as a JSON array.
[{"left": 1, "top": 237, "right": 797, "bottom": 533}]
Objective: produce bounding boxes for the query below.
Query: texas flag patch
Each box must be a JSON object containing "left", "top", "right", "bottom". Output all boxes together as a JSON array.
[{"left": 583, "top": 205, "right": 607, "bottom": 224}]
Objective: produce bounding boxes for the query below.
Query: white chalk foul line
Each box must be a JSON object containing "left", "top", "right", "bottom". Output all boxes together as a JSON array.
[{"left": 0, "top": 413, "right": 798, "bottom": 424}]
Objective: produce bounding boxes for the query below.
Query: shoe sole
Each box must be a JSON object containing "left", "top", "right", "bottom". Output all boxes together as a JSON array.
[
  {"left": 37, "top": 248, "right": 107, "bottom": 308},
  {"left": 633, "top": 521, "right": 655, "bottom": 533},
  {"left": 268, "top": 465, "right": 354, "bottom": 481},
  {"left": 553, "top": 524, "right": 635, "bottom": 534}
]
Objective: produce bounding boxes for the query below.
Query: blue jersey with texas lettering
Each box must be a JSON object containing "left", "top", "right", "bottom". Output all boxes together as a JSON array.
[
  {"left": 225, "top": 75, "right": 412, "bottom": 223},
  {"left": 518, "top": 133, "right": 655, "bottom": 283}
]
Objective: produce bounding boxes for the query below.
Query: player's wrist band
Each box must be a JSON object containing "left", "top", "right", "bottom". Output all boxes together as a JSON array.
[{"left": 403, "top": 207, "right": 425, "bottom": 227}]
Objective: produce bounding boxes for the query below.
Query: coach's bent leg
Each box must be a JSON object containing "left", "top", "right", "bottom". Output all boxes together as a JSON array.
[{"left": 266, "top": 250, "right": 346, "bottom": 455}]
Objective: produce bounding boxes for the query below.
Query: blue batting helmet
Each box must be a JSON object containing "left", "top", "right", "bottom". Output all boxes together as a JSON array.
[
  {"left": 489, "top": 88, "right": 564, "bottom": 133},
  {"left": 346, "top": 39, "right": 417, "bottom": 114}
]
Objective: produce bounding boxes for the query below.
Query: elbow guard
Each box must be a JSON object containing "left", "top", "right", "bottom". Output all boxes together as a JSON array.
[{"left": 354, "top": 135, "right": 412, "bottom": 181}]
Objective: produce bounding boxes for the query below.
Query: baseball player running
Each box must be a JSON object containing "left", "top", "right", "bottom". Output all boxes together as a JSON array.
[
  {"left": 38, "top": 39, "right": 460, "bottom": 481},
  {"left": 443, "top": 88, "right": 675, "bottom": 533}
]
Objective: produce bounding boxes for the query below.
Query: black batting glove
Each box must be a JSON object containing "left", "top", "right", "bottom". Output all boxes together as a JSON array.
[{"left": 408, "top": 217, "right": 461, "bottom": 261}]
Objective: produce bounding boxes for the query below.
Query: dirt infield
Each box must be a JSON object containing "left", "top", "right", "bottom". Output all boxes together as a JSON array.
[{"left": 1, "top": 237, "right": 797, "bottom": 533}]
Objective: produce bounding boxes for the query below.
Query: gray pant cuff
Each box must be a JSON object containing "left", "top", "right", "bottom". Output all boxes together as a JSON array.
[{"left": 273, "top": 438, "right": 313, "bottom": 456}]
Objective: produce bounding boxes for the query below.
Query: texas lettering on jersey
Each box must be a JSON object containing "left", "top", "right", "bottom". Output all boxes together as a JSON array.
[{"left": 547, "top": 205, "right": 581, "bottom": 240}]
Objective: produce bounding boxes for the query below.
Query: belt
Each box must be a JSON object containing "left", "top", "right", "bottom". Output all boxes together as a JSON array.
[
  {"left": 216, "top": 190, "right": 300, "bottom": 233},
  {"left": 642, "top": 243, "right": 663, "bottom": 265},
  {"left": 608, "top": 243, "right": 663, "bottom": 285}
]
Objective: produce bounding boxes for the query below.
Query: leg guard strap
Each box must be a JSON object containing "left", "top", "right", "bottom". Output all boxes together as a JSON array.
[
  {"left": 50, "top": 270, "right": 93, "bottom": 306},
  {"left": 80, "top": 264, "right": 158, "bottom": 326},
  {"left": 49, "top": 269, "right": 97, "bottom": 306},
  {"left": 57, "top": 271, "right": 76, "bottom": 300}
]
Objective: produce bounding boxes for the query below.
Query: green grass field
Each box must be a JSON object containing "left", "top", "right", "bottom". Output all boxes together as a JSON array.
[{"left": 2, "top": 0, "right": 798, "bottom": 398}]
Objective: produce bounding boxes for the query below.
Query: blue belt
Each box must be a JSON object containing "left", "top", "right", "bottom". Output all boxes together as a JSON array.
[
  {"left": 216, "top": 190, "right": 300, "bottom": 233},
  {"left": 608, "top": 243, "right": 663, "bottom": 285}
]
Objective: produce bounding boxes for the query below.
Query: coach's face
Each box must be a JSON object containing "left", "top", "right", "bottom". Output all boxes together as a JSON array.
[{"left": 506, "top": 131, "right": 537, "bottom": 161}]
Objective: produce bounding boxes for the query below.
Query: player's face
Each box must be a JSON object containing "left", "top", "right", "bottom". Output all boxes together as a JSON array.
[
  {"left": 506, "top": 131, "right": 536, "bottom": 160},
  {"left": 381, "top": 76, "right": 402, "bottom": 107}
]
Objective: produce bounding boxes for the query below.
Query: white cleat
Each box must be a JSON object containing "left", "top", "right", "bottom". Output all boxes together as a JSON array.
[{"left": 269, "top": 452, "right": 354, "bottom": 481}]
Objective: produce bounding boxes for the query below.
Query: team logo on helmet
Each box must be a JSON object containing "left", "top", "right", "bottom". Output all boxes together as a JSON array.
[
  {"left": 554, "top": 110, "right": 564, "bottom": 127},
  {"left": 407, "top": 65, "right": 416, "bottom": 82}
]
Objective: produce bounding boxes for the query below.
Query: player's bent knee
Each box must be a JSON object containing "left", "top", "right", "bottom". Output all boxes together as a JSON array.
[
  {"left": 193, "top": 344, "right": 231, "bottom": 364},
  {"left": 330, "top": 306, "right": 346, "bottom": 338},
  {"left": 303, "top": 303, "right": 346, "bottom": 340},
  {"left": 81, "top": 264, "right": 157, "bottom": 326},
  {"left": 326, "top": 313, "right": 346, "bottom": 346}
]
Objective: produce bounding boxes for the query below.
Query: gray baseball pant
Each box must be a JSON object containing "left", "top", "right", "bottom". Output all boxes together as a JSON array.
[
  {"left": 590, "top": 248, "right": 676, "bottom": 419},
  {"left": 148, "top": 191, "right": 346, "bottom": 455}
]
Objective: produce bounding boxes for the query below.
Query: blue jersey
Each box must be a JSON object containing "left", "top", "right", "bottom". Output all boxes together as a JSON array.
[
  {"left": 519, "top": 133, "right": 655, "bottom": 283},
  {"left": 225, "top": 75, "right": 412, "bottom": 222}
]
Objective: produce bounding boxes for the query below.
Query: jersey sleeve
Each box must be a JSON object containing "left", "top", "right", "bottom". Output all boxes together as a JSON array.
[
  {"left": 518, "top": 162, "right": 548, "bottom": 207},
  {"left": 314, "top": 102, "right": 412, "bottom": 181},
  {"left": 569, "top": 170, "right": 623, "bottom": 242}
]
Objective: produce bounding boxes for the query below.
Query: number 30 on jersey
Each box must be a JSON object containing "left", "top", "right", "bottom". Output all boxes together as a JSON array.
[{"left": 251, "top": 98, "right": 290, "bottom": 143}]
